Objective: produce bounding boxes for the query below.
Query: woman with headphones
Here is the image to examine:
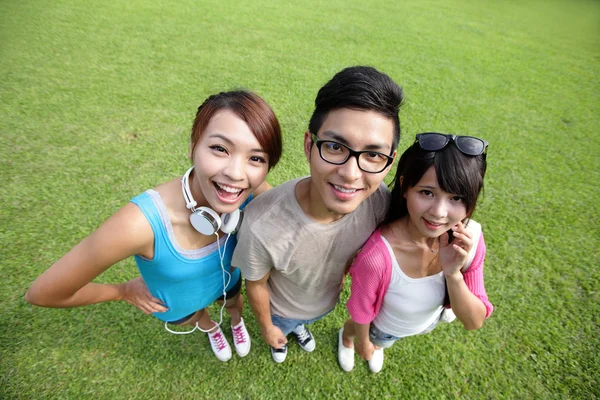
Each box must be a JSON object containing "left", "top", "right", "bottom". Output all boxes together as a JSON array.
[{"left": 26, "top": 90, "right": 283, "bottom": 362}]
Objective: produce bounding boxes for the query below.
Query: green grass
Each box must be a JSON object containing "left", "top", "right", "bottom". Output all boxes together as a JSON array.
[{"left": 1, "top": 0, "right": 599, "bottom": 398}]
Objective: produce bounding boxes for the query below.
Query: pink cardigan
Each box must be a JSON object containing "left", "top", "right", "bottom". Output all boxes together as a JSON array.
[{"left": 347, "top": 228, "right": 493, "bottom": 324}]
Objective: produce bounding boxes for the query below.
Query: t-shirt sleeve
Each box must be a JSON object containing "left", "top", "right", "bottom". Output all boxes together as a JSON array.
[
  {"left": 231, "top": 210, "right": 273, "bottom": 282},
  {"left": 462, "top": 233, "right": 494, "bottom": 318},
  {"left": 346, "top": 235, "right": 388, "bottom": 324}
]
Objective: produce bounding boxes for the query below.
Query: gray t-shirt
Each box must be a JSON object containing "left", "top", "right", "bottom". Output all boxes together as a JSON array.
[{"left": 232, "top": 177, "right": 390, "bottom": 320}]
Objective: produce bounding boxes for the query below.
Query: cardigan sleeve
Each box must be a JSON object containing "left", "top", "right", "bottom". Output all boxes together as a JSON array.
[
  {"left": 346, "top": 231, "right": 391, "bottom": 324},
  {"left": 462, "top": 233, "right": 494, "bottom": 318}
]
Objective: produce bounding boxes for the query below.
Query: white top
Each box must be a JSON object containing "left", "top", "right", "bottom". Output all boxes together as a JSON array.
[{"left": 372, "top": 236, "right": 446, "bottom": 337}]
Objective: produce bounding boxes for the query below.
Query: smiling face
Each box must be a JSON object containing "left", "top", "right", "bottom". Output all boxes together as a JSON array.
[
  {"left": 405, "top": 166, "right": 468, "bottom": 238},
  {"left": 303, "top": 108, "right": 396, "bottom": 221},
  {"left": 190, "top": 110, "right": 269, "bottom": 214}
]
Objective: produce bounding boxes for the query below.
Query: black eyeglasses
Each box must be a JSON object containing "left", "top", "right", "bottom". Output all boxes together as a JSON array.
[
  {"left": 311, "top": 133, "right": 394, "bottom": 174},
  {"left": 415, "top": 133, "right": 488, "bottom": 156}
]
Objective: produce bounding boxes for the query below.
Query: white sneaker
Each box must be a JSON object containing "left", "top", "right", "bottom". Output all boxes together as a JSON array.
[
  {"left": 207, "top": 325, "right": 232, "bottom": 362},
  {"left": 270, "top": 344, "right": 288, "bottom": 363},
  {"left": 440, "top": 308, "right": 457, "bottom": 323},
  {"left": 293, "top": 325, "right": 316, "bottom": 352},
  {"left": 231, "top": 318, "right": 251, "bottom": 357},
  {"left": 368, "top": 348, "right": 384, "bottom": 373},
  {"left": 337, "top": 327, "right": 355, "bottom": 372}
]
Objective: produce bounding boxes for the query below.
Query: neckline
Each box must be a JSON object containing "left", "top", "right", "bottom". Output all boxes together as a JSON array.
[
  {"left": 290, "top": 177, "right": 350, "bottom": 228},
  {"left": 379, "top": 234, "right": 444, "bottom": 282},
  {"left": 146, "top": 189, "right": 228, "bottom": 259}
]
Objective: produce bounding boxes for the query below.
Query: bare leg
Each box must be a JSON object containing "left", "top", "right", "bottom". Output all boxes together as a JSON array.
[
  {"left": 179, "top": 308, "right": 218, "bottom": 333},
  {"left": 217, "top": 292, "right": 243, "bottom": 326},
  {"left": 342, "top": 319, "right": 381, "bottom": 350},
  {"left": 342, "top": 319, "right": 355, "bottom": 348}
]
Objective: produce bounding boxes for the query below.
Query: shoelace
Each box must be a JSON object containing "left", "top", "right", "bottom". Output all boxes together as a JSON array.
[
  {"left": 210, "top": 331, "right": 228, "bottom": 351},
  {"left": 232, "top": 325, "right": 247, "bottom": 344},
  {"left": 273, "top": 345, "right": 287, "bottom": 353},
  {"left": 296, "top": 329, "right": 311, "bottom": 345}
]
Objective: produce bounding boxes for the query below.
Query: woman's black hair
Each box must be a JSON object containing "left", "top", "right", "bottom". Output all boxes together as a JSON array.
[{"left": 385, "top": 141, "right": 487, "bottom": 224}]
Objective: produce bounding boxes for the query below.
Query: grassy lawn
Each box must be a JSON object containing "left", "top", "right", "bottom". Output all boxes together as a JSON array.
[{"left": 1, "top": 0, "right": 599, "bottom": 398}]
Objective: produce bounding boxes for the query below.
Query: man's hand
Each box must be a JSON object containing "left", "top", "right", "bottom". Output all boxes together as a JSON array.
[
  {"left": 122, "top": 277, "right": 168, "bottom": 314},
  {"left": 261, "top": 324, "right": 288, "bottom": 349}
]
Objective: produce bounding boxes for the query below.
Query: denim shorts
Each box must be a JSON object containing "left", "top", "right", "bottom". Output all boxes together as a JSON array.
[
  {"left": 368, "top": 324, "right": 402, "bottom": 349},
  {"left": 369, "top": 318, "right": 439, "bottom": 349},
  {"left": 271, "top": 308, "right": 334, "bottom": 336}
]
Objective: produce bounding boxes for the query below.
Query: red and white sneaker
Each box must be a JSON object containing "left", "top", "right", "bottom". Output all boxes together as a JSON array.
[
  {"left": 207, "top": 325, "right": 232, "bottom": 362},
  {"left": 231, "top": 318, "right": 251, "bottom": 357}
]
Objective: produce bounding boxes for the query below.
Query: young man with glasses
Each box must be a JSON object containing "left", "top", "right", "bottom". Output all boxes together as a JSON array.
[{"left": 232, "top": 66, "right": 404, "bottom": 363}]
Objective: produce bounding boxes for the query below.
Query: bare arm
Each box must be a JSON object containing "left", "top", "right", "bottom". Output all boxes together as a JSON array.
[
  {"left": 354, "top": 323, "right": 375, "bottom": 360},
  {"left": 440, "top": 223, "right": 486, "bottom": 330},
  {"left": 245, "top": 273, "right": 287, "bottom": 348},
  {"left": 445, "top": 273, "right": 486, "bottom": 330},
  {"left": 25, "top": 202, "right": 167, "bottom": 313}
]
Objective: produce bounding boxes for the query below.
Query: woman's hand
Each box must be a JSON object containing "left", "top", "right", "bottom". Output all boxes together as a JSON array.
[
  {"left": 439, "top": 221, "right": 473, "bottom": 277},
  {"left": 122, "top": 277, "right": 168, "bottom": 314}
]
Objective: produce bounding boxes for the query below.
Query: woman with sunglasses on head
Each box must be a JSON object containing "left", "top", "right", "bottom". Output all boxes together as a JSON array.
[
  {"left": 337, "top": 133, "right": 493, "bottom": 373},
  {"left": 25, "top": 90, "right": 282, "bottom": 362}
]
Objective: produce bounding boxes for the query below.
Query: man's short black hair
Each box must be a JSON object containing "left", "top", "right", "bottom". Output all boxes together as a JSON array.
[{"left": 308, "top": 66, "right": 404, "bottom": 152}]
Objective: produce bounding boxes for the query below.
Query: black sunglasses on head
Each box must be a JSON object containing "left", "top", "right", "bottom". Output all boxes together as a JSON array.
[{"left": 415, "top": 132, "right": 488, "bottom": 156}]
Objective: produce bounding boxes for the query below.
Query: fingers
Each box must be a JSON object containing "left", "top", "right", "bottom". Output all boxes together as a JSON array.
[
  {"left": 123, "top": 277, "right": 168, "bottom": 314},
  {"left": 266, "top": 337, "right": 278, "bottom": 348},
  {"left": 449, "top": 223, "right": 473, "bottom": 253},
  {"left": 264, "top": 326, "right": 288, "bottom": 348},
  {"left": 450, "top": 231, "right": 473, "bottom": 254},
  {"left": 132, "top": 300, "right": 168, "bottom": 314},
  {"left": 147, "top": 295, "right": 168, "bottom": 311},
  {"left": 126, "top": 294, "right": 168, "bottom": 314},
  {"left": 452, "top": 223, "right": 473, "bottom": 241},
  {"left": 149, "top": 300, "right": 169, "bottom": 313},
  {"left": 136, "top": 302, "right": 154, "bottom": 315},
  {"left": 276, "top": 330, "right": 288, "bottom": 346},
  {"left": 269, "top": 335, "right": 288, "bottom": 349},
  {"left": 452, "top": 243, "right": 469, "bottom": 257},
  {"left": 267, "top": 332, "right": 287, "bottom": 348}
]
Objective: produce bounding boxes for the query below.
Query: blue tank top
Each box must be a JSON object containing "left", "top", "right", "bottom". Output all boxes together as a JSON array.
[{"left": 130, "top": 189, "right": 250, "bottom": 322}]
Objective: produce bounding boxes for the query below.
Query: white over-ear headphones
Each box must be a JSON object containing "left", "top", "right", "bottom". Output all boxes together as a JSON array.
[
  {"left": 181, "top": 166, "right": 241, "bottom": 236},
  {"left": 165, "top": 166, "right": 239, "bottom": 335}
]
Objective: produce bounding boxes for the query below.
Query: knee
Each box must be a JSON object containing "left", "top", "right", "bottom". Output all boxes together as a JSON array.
[{"left": 224, "top": 293, "right": 242, "bottom": 308}]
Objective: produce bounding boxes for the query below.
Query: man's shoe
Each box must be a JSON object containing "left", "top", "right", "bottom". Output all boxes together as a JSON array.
[
  {"left": 337, "top": 327, "right": 355, "bottom": 372},
  {"left": 270, "top": 345, "right": 288, "bottom": 363},
  {"left": 207, "top": 326, "right": 232, "bottom": 362},
  {"left": 368, "top": 348, "right": 384, "bottom": 373},
  {"left": 231, "top": 318, "right": 251, "bottom": 357},
  {"left": 293, "top": 325, "right": 316, "bottom": 352}
]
